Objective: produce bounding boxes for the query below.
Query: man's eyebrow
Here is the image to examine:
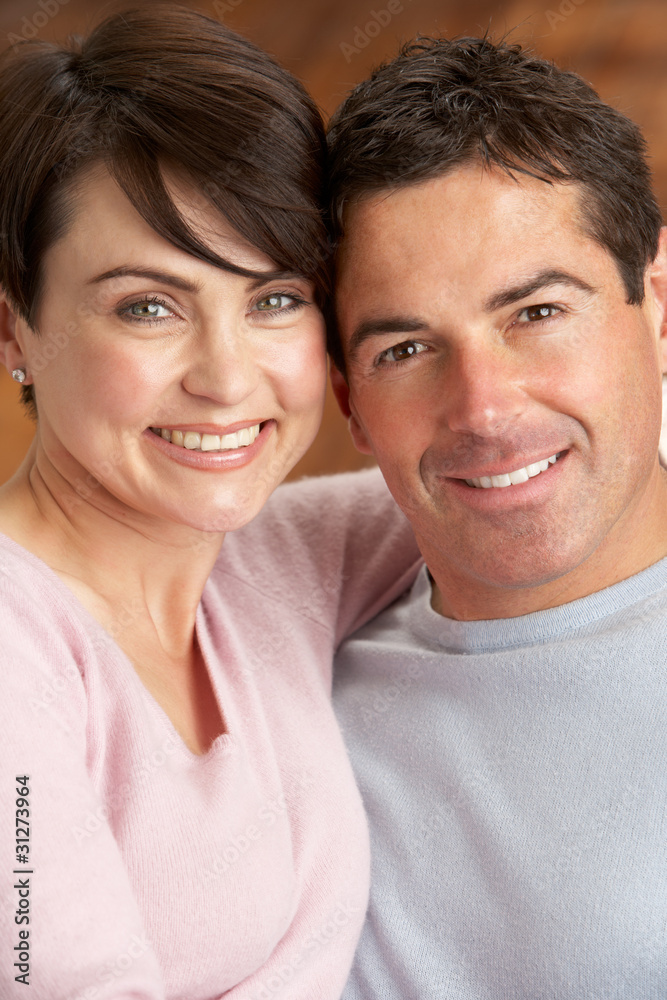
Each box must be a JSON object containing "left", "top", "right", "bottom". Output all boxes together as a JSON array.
[
  {"left": 345, "top": 269, "right": 597, "bottom": 357},
  {"left": 87, "top": 266, "right": 201, "bottom": 293},
  {"left": 348, "top": 317, "right": 430, "bottom": 358},
  {"left": 484, "top": 269, "right": 597, "bottom": 312}
]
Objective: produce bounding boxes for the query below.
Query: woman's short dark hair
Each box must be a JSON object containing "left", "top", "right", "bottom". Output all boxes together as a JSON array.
[
  {"left": 327, "top": 35, "right": 663, "bottom": 370},
  {"left": 0, "top": 3, "right": 330, "bottom": 413}
]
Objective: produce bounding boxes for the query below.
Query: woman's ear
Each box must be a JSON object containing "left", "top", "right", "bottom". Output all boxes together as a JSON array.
[
  {"left": 0, "top": 291, "right": 31, "bottom": 382},
  {"left": 329, "top": 362, "right": 373, "bottom": 455}
]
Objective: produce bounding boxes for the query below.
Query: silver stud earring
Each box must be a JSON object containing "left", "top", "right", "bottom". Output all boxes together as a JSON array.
[{"left": 11, "top": 368, "right": 27, "bottom": 384}]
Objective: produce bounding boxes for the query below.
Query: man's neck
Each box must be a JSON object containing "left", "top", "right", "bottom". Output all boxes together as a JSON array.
[{"left": 425, "top": 466, "right": 667, "bottom": 622}]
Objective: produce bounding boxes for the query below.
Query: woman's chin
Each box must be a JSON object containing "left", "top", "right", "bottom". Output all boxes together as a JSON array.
[{"left": 168, "top": 495, "right": 273, "bottom": 536}]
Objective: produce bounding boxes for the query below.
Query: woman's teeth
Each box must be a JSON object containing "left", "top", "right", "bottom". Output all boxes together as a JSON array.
[
  {"left": 151, "top": 424, "right": 261, "bottom": 452},
  {"left": 465, "top": 453, "right": 561, "bottom": 489}
]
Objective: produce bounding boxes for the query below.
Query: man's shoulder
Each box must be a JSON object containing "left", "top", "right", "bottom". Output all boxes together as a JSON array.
[{"left": 335, "top": 556, "right": 667, "bottom": 664}]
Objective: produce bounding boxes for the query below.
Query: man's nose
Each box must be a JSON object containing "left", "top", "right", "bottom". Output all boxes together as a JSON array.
[{"left": 443, "top": 340, "right": 527, "bottom": 438}]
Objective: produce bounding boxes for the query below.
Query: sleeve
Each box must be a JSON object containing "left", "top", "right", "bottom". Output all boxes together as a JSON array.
[
  {"left": 0, "top": 569, "right": 166, "bottom": 999},
  {"left": 217, "top": 467, "right": 422, "bottom": 648}
]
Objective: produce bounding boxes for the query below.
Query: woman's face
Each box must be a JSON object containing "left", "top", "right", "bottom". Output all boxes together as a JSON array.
[{"left": 18, "top": 166, "right": 327, "bottom": 533}]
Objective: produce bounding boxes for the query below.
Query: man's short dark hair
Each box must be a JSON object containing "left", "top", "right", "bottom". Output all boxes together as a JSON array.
[{"left": 326, "top": 36, "right": 663, "bottom": 371}]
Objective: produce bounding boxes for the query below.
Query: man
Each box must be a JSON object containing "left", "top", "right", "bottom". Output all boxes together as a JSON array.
[{"left": 329, "top": 37, "right": 667, "bottom": 999}]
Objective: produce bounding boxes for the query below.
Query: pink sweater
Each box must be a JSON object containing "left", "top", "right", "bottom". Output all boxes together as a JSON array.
[{"left": 0, "top": 470, "right": 420, "bottom": 1000}]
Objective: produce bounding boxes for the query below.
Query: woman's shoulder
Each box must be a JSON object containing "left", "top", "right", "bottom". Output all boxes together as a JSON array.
[
  {"left": 0, "top": 532, "right": 102, "bottom": 670},
  {"left": 0, "top": 531, "right": 57, "bottom": 610},
  {"left": 0, "top": 531, "right": 73, "bottom": 609},
  {"left": 225, "top": 466, "right": 405, "bottom": 555},
  {"left": 211, "top": 468, "right": 422, "bottom": 641},
  {"left": 214, "top": 467, "right": 404, "bottom": 583}
]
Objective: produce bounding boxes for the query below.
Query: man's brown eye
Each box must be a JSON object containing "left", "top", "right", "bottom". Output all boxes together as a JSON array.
[
  {"left": 388, "top": 342, "right": 425, "bottom": 361},
  {"left": 376, "top": 340, "right": 428, "bottom": 366},
  {"left": 525, "top": 305, "right": 555, "bottom": 322}
]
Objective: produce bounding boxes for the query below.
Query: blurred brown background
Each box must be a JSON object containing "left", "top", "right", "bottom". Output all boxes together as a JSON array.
[{"left": 1, "top": 0, "right": 666, "bottom": 483}]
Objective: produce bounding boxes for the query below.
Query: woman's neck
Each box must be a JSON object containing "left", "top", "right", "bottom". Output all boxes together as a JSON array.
[{"left": 0, "top": 445, "right": 225, "bottom": 655}]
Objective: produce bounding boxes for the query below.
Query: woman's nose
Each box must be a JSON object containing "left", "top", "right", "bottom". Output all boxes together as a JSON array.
[{"left": 181, "top": 330, "right": 260, "bottom": 405}]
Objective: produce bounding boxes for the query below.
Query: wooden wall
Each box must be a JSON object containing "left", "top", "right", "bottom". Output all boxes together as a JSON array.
[{"left": 1, "top": 0, "right": 665, "bottom": 483}]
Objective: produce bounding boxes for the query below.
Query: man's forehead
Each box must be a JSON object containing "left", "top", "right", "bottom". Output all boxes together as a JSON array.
[
  {"left": 339, "top": 165, "right": 587, "bottom": 249},
  {"left": 332, "top": 165, "right": 651, "bottom": 366},
  {"left": 335, "top": 166, "right": 610, "bottom": 305}
]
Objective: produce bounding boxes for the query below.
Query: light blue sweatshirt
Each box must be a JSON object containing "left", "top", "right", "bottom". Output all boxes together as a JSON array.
[{"left": 334, "top": 559, "right": 667, "bottom": 1000}]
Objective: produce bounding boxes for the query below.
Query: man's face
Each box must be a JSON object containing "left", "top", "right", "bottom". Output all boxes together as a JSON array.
[{"left": 333, "top": 164, "right": 667, "bottom": 617}]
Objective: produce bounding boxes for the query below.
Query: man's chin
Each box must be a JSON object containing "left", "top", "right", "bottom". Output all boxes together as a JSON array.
[
  {"left": 423, "top": 527, "right": 600, "bottom": 614},
  {"left": 460, "top": 556, "right": 577, "bottom": 594}
]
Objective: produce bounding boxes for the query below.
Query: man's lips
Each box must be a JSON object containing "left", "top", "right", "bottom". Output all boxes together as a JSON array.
[
  {"left": 441, "top": 447, "right": 567, "bottom": 482},
  {"left": 442, "top": 449, "right": 570, "bottom": 505},
  {"left": 457, "top": 451, "right": 566, "bottom": 489}
]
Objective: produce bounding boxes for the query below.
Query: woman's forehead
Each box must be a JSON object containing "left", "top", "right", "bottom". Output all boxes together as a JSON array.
[{"left": 47, "top": 164, "right": 280, "bottom": 279}]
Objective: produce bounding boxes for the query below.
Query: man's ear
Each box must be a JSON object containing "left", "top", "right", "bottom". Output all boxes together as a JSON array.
[
  {"left": 648, "top": 227, "right": 667, "bottom": 376},
  {"left": 0, "top": 291, "right": 30, "bottom": 381},
  {"left": 329, "top": 362, "right": 373, "bottom": 455}
]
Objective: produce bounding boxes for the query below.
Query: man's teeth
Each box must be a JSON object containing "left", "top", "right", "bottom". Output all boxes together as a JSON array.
[
  {"left": 465, "top": 454, "right": 560, "bottom": 489},
  {"left": 152, "top": 424, "right": 261, "bottom": 451}
]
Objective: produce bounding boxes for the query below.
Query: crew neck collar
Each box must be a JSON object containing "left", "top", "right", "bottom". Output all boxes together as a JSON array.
[{"left": 408, "top": 557, "right": 667, "bottom": 653}]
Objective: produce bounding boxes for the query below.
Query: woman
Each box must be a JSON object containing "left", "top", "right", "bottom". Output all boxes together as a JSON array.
[{"left": 0, "top": 6, "right": 419, "bottom": 997}]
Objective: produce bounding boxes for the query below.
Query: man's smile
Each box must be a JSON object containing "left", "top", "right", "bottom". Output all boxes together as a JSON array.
[{"left": 463, "top": 451, "right": 564, "bottom": 488}]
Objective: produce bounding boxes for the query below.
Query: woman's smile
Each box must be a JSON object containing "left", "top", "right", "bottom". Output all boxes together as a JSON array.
[
  {"left": 149, "top": 422, "right": 263, "bottom": 451},
  {"left": 143, "top": 420, "right": 274, "bottom": 470},
  {"left": 23, "top": 166, "right": 327, "bottom": 533}
]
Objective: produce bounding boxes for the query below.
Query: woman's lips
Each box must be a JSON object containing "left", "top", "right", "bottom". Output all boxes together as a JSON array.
[
  {"left": 143, "top": 420, "right": 274, "bottom": 469},
  {"left": 149, "top": 423, "right": 262, "bottom": 452}
]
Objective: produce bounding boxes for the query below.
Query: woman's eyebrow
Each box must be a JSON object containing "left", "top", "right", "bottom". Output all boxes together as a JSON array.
[
  {"left": 87, "top": 266, "right": 201, "bottom": 293},
  {"left": 89, "top": 266, "right": 306, "bottom": 292},
  {"left": 246, "top": 270, "right": 308, "bottom": 290}
]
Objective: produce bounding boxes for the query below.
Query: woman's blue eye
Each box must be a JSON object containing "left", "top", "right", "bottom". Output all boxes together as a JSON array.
[
  {"left": 126, "top": 300, "right": 171, "bottom": 319},
  {"left": 255, "top": 293, "right": 300, "bottom": 312}
]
